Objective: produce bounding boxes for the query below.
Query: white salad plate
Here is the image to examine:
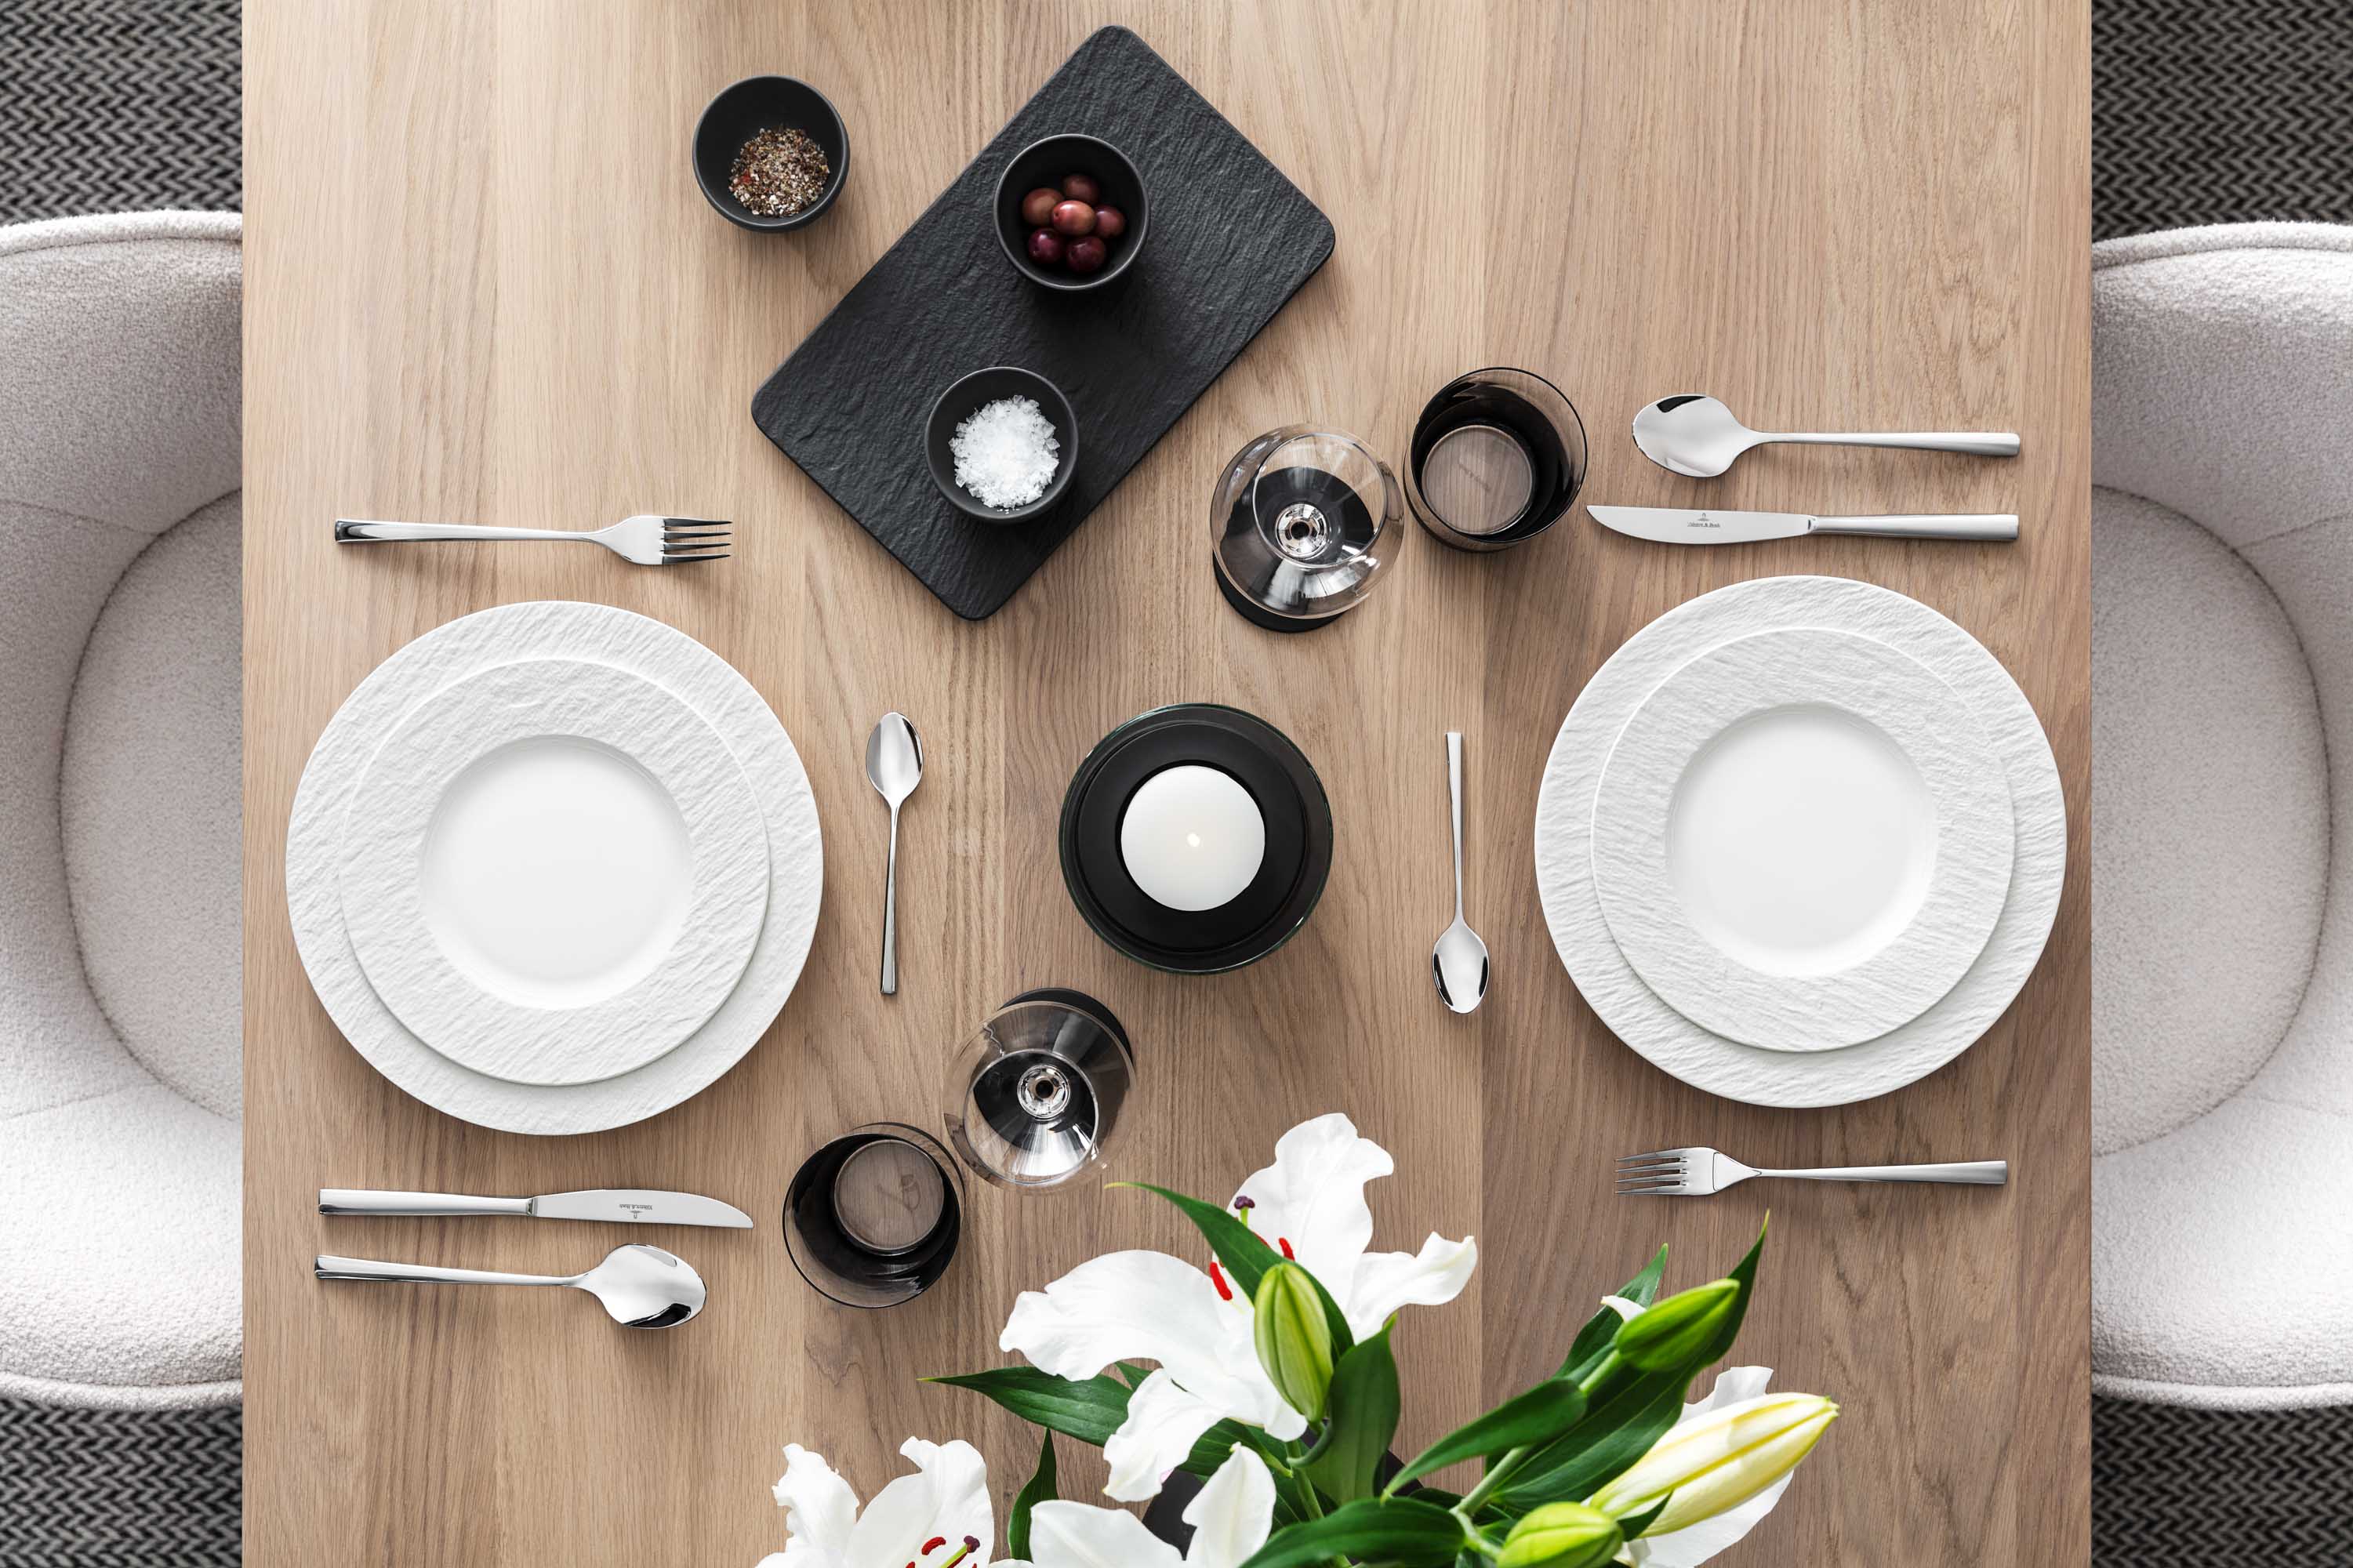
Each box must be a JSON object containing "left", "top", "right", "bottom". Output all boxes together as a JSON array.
[
  {"left": 336, "top": 657, "right": 771, "bottom": 1088},
  {"left": 1588, "top": 626, "right": 2015, "bottom": 1053},
  {"left": 1534, "top": 576, "right": 2064, "bottom": 1107},
  {"left": 287, "top": 601, "right": 822, "bottom": 1134}
]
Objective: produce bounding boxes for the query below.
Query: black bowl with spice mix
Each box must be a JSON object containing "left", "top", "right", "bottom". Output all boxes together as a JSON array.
[{"left": 694, "top": 75, "right": 848, "bottom": 231}]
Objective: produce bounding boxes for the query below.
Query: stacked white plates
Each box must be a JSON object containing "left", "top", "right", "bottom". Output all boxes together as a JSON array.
[
  {"left": 286, "top": 602, "right": 822, "bottom": 1134},
  {"left": 1534, "top": 576, "right": 2064, "bottom": 1106}
]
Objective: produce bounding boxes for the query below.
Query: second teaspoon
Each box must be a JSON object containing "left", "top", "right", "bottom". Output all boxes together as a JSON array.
[
  {"left": 866, "top": 712, "right": 923, "bottom": 996},
  {"left": 1433, "top": 731, "right": 1490, "bottom": 1014}
]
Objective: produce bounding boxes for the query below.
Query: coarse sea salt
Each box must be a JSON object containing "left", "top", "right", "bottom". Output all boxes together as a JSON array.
[{"left": 950, "top": 394, "right": 1061, "bottom": 510}]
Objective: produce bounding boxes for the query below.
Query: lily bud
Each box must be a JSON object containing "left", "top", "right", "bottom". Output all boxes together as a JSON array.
[
  {"left": 1610, "top": 1279, "right": 1739, "bottom": 1372},
  {"left": 1251, "top": 1262, "right": 1333, "bottom": 1421},
  {"left": 1497, "top": 1502, "right": 1623, "bottom": 1568},
  {"left": 1590, "top": 1392, "right": 1838, "bottom": 1535}
]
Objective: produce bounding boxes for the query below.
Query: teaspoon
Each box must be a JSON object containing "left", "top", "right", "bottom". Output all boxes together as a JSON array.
[
  {"left": 314, "top": 1243, "right": 706, "bottom": 1328},
  {"left": 866, "top": 712, "right": 924, "bottom": 996},
  {"left": 1632, "top": 394, "right": 2021, "bottom": 479},
  {"left": 1432, "top": 731, "right": 1490, "bottom": 1014}
]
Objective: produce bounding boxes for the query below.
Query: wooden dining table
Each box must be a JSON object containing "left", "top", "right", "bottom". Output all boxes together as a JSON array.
[{"left": 241, "top": 2, "right": 2091, "bottom": 1563}]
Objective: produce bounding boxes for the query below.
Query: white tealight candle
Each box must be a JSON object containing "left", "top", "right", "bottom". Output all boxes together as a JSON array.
[{"left": 1119, "top": 764, "right": 1266, "bottom": 912}]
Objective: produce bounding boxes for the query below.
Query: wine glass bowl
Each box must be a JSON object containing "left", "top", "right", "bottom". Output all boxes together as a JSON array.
[
  {"left": 943, "top": 989, "right": 1135, "bottom": 1191},
  {"left": 1210, "top": 426, "right": 1403, "bottom": 631}
]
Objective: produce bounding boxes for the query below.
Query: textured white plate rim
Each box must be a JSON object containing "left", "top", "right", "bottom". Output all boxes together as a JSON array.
[
  {"left": 1588, "top": 625, "right": 2016, "bottom": 1051},
  {"left": 336, "top": 656, "right": 772, "bottom": 1088},
  {"left": 1533, "top": 575, "right": 2064, "bottom": 1108},
  {"left": 285, "top": 601, "right": 822, "bottom": 1135}
]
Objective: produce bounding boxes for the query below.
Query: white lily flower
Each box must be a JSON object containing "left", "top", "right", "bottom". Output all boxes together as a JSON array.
[
  {"left": 1603, "top": 1368, "right": 1828, "bottom": 1568},
  {"left": 1000, "top": 1112, "right": 1477, "bottom": 1502},
  {"left": 758, "top": 1439, "right": 993, "bottom": 1568},
  {"left": 998, "top": 1446, "right": 1276, "bottom": 1568}
]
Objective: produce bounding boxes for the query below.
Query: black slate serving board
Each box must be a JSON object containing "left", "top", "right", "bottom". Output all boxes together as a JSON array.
[{"left": 751, "top": 26, "right": 1335, "bottom": 620}]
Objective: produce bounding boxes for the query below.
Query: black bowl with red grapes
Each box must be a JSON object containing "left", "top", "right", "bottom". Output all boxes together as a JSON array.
[{"left": 994, "top": 134, "right": 1148, "bottom": 292}]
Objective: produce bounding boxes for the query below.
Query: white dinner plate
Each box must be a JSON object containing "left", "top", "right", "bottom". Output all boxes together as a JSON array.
[
  {"left": 337, "top": 658, "right": 771, "bottom": 1087},
  {"left": 1534, "top": 576, "right": 2064, "bottom": 1107},
  {"left": 1589, "top": 626, "right": 2014, "bottom": 1052},
  {"left": 286, "top": 602, "right": 822, "bottom": 1134}
]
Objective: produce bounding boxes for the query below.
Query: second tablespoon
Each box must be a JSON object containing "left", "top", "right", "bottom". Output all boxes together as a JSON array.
[
  {"left": 314, "top": 1243, "right": 706, "bottom": 1328},
  {"left": 1633, "top": 394, "right": 2021, "bottom": 478}
]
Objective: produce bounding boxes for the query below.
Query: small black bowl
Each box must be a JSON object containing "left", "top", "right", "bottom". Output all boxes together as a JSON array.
[
  {"left": 993, "top": 134, "right": 1149, "bottom": 292},
  {"left": 924, "top": 366, "right": 1078, "bottom": 524},
  {"left": 693, "top": 76, "right": 848, "bottom": 232}
]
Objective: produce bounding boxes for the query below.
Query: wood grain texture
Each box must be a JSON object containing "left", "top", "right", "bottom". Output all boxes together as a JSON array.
[{"left": 241, "top": 3, "right": 2090, "bottom": 1564}]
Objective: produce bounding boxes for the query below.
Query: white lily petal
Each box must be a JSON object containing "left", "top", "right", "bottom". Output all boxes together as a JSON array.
[
  {"left": 1027, "top": 1500, "right": 1186, "bottom": 1568},
  {"left": 1602, "top": 1294, "right": 1645, "bottom": 1322},
  {"left": 1001, "top": 1250, "right": 1297, "bottom": 1435},
  {"left": 1233, "top": 1114, "right": 1389, "bottom": 1299},
  {"left": 841, "top": 1438, "right": 993, "bottom": 1568},
  {"left": 1179, "top": 1446, "right": 1277, "bottom": 1568},
  {"left": 1103, "top": 1370, "right": 1229, "bottom": 1503},
  {"left": 770, "top": 1444, "right": 857, "bottom": 1566},
  {"left": 1343, "top": 1233, "right": 1478, "bottom": 1339}
]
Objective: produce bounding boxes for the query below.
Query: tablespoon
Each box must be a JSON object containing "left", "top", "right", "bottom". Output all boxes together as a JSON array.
[
  {"left": 314, "top": 1243, "right": 706, "bottom": 1327},
  {"left": 1432, "top": 731, "right": 1489, "bottom": 1014},
  {"left": 1632, "top": 394, "right": 2021, "bottom": 478},
  {"left": 866, "top": 713, "right": 923, "bottom": 996}
]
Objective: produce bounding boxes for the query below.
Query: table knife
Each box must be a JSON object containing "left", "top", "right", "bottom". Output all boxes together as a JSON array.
[
  {"left": 1588, "top": 504, "right": 2018, "bottom": 544},
  {"left": 319, "top": 1188, "right": 754, "bottom": 1228}
]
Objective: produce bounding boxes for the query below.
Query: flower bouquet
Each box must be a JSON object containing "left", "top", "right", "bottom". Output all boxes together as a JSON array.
[{"left": 763, "top": 1115, "right": 1834, "bottom": 1568}]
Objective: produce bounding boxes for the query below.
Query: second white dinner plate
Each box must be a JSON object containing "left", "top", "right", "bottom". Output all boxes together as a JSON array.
[
  {"left": 337, "top": 657, "right": 771, "bottom": 1087},
  {"left": 285, "top": 601, "right": 822, "bottom": 1135},
  {"left": 1534, "top": 575, "right": 2064, "bottom": 1108},
  {"left": 1589, "top": 626, "right": 2015, "bottom": 1052}
]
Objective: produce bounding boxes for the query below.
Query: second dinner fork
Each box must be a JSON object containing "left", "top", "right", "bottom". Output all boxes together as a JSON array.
[
  {"left": 1617, "top": 1146, "right": 2006, "bottom": 1196},
  {"left": 334, "top": 514, "right": 731, "bottom": 565}
]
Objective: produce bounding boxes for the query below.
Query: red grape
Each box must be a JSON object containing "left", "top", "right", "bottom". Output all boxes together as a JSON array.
[
  {"left": 1026, "top": 227, "right": 1066, "bottom": 265},
  {"left": 1066, "top": 235, "right": 1108, "bottom": 274},
  {"left": 1061, "top": 172, "right": 1101, "bottom": 204},
  {"left": 1020, "top": 187, "right": 1062, "bottom": 227},
  {"left": 1050, "top": 200, "right": 1097, "bottom": 237},
  {"left": 1092, "top": 205, "right": 1127, "bottom": 241}
]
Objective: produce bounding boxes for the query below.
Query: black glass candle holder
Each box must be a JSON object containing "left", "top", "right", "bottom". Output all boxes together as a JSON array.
[
  {"left": 783, "top": 1122, "right": 964, "bottom": 1308},
  {"left": 1059, "top": 704, "right": 1333, "bottom": 973}
]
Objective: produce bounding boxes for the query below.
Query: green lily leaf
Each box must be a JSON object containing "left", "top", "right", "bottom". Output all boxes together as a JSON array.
[
  {"left": 1116, "top": 1182, "right": 1355, "bottom": 1354},
  {"left": 1557, "top": 1245, "right": 1669, "bottom": 1380},
  {"left": 1491, "top": 1223, "right": 1766, "bottom": 1513},
  {"left": 925, "top": 1366, "right": 1246, "bottom": 1480},
  {"left": 1388, "top": 1379, "right": 1588, "bottom": 1493},
  {"left": 1007, "top": 1430, "right": 1055, "bottom": 1558},
  {"left": 1302, "top": 1322, "right": 1400, "bottom": 1504},
  {"left": 1240, "top": 1497, "right": 1468, "bottom": 1568}
]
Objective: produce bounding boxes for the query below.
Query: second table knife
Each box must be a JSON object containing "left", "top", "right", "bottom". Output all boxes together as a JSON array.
[
  {"left": 320, "top": 1188, "right": 754, "bottom": 1228},
  {"left": 1588, "top": 504, "right": 2018, "bottom": 544}
]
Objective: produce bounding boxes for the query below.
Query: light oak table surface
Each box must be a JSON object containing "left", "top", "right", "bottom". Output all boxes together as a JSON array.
[{"left": 242, "top": 3, "right": 2090, "bottom": 1563}]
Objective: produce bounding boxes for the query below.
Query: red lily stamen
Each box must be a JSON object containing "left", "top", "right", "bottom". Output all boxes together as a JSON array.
[
  {"left": 1278, "top": 1236, "right": 1295, "bottom": 1260},
  {"left": 1209, "top": 1259, "right": 1233, "bottom": 1301},
  {"left": 922, "top": 1541, "right": 946, "bottom": 1556}
]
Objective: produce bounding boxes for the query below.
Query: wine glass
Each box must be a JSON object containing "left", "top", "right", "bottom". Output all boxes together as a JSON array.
[
  {"left": 1210, "top": 426, "right": 1403, "bottom": 631},
  {"left": 942, "top": 989, "right": 1135, "bottom": 1190}
]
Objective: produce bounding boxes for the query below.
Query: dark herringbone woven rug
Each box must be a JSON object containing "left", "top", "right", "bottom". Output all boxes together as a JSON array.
[
  {"left": 0, "top": 1399, "right": 241, "bottom": 1567},
  {"left": 2097, "top": 1396, "right": 2353, "bottom": 1560},
  {"left": 2096, "top": 0, "right": 2353, "bottom": 237},
  {"left": 0, "top": 0, "right": 241, "bottom": 223}
]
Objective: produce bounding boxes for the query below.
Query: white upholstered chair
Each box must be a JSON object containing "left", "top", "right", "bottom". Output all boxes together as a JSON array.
[
  {"left": 0, "top": 212, "right": 242, "bottom": 1410},
  {"left": 2093, "top": 223, "right": 2353, "bottom": 1406}
]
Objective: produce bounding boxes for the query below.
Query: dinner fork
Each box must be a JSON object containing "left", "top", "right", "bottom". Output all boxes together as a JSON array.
[
  {"left": 1617, "top": 1147, "right": 2006, "bottom": 1196},
  {"left": 333, "top": 514, "right": 731, "bottom": 565}
]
